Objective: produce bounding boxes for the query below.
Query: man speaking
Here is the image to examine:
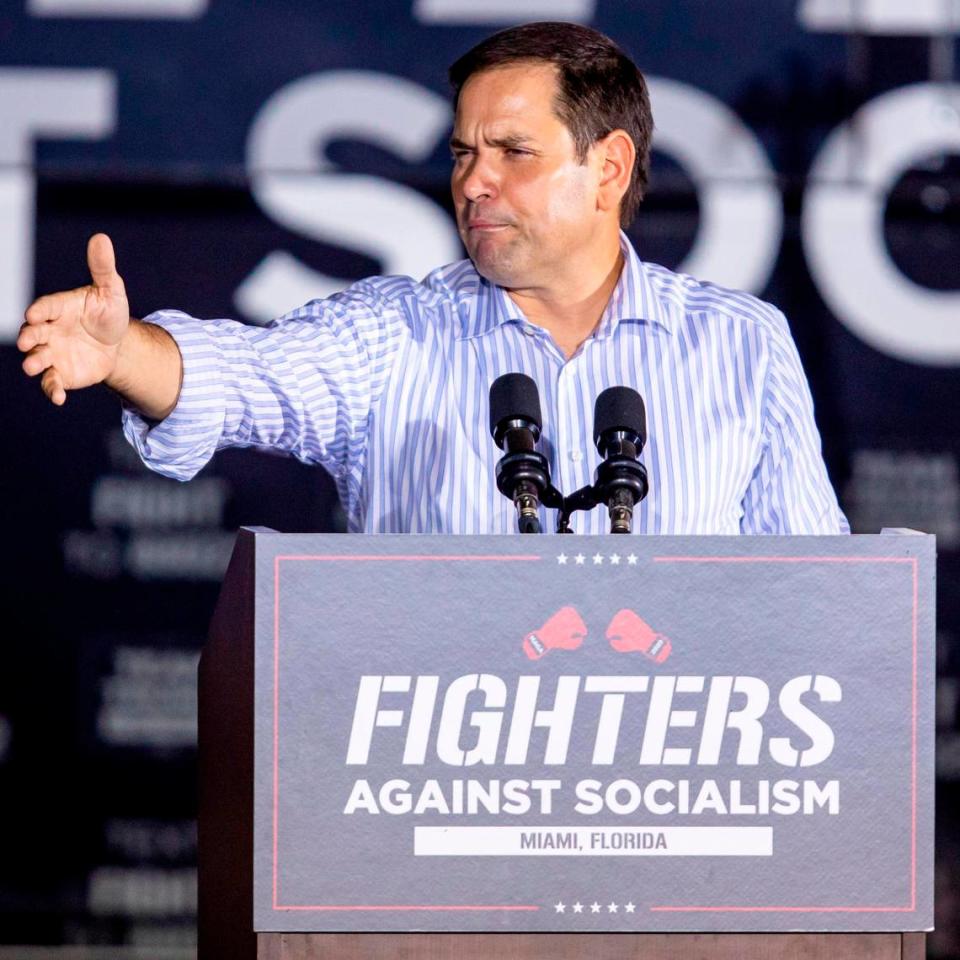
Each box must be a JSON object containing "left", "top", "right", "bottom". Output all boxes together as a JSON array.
[{"left": 17, "top": 22, "right": 847, "bottom": 536}]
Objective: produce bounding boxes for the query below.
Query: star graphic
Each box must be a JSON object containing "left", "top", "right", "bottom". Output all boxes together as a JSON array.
[
  {"left": 627, "top": 553, "right": 638, "bottom": 565},
  {"left": 625, "top": 902, "right": 636, "bottom": 913},
  {"left": 557, "top": 553, "right": 568, "bottom": 565},
  {"left": 607, "top": 902, "right": 618, "bottom": 913},
  {"left": 572, "top": 902, "right": 584, "bottom": 913},
  {"left": 609, "top": 553, "right": 621, "bottom": 565},
  {"left": 554, "top": 901, "right": 566, "bottom": 913},
  {"left": 590, "top": 902, "right": 601, "bottom": 913},
  {"left": 592, "top": 552, "right": 604, "bottom": 565},
  {"left": 574, "top": 553, "right": 586, "bottom": 565}
]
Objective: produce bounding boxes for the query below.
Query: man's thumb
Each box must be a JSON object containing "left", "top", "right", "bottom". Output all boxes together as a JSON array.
[{"left": 87, "top": 233, "right": 124, "bottom": 293}]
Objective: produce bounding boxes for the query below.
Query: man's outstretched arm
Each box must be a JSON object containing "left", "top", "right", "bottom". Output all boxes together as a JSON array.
[{"left": 18, "top": 233, "right": 182, "bottom": 420}]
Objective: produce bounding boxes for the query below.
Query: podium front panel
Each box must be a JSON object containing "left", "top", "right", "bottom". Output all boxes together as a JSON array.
[{"left": 247, "top": 533, "right": 934, "bottom": 932}]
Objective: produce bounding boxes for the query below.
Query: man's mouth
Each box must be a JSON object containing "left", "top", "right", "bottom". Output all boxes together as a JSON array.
[{"left": 466, "top": 220, "right": 510, "bottom": 233}]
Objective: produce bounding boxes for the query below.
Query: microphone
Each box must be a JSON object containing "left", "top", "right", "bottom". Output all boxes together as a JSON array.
[
  {"left": 489, "top": 373, "right": 552, "bottom": 534},
  {"left": 592, "top": 386, "right": 649, "bottom": 534}
]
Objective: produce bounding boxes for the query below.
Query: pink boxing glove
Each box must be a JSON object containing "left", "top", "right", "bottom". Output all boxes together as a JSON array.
[
  {"left": 606, "top": 609, "right": 672, "bottom": 663},
  {"left": 522, "top": 606, "right": 587, "bottom": 660}
]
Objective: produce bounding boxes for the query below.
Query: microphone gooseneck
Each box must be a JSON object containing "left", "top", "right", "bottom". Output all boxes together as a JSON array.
[
  {"left": 592, "top": 387, "right": 649, "bottom": 534},
  {"left": 489, "top": 373, "right": 560, "bottom": 534}
]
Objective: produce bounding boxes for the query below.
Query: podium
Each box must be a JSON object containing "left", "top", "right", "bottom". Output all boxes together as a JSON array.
[{"left": 199, "top": 529, "right": 934, "bottom": 960}]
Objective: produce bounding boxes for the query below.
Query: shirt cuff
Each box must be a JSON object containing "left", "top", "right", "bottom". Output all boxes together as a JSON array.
[{"left": 121, "top": 310, "right": 227, "bottom": 481}]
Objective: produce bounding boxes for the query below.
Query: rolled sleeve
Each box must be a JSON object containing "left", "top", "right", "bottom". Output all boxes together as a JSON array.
[{"left": 121, "top": 310, "right": 227, "bottom": 481}]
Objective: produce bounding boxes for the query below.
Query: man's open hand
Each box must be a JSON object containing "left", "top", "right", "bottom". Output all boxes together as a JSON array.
[{"left": 18, "top": 233, "right": 130, "bottom": 406}]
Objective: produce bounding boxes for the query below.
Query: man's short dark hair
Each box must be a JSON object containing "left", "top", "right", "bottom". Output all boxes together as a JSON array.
[{"left": 448, "top": 21, "right": 653, "bottom": 228}]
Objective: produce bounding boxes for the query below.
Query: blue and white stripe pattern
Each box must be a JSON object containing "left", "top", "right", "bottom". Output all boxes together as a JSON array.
[{"left": 122, "top": 235, "right": 848, "bottom": 535}]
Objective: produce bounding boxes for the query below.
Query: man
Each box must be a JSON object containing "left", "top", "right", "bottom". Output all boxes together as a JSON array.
[{"left": 18, "top": 22, "right": 847, "bottom": 536}]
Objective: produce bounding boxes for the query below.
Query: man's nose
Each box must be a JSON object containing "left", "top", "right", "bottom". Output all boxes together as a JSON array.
[{"left": 460, "top": 154, "right": 499, "bottom": 202}]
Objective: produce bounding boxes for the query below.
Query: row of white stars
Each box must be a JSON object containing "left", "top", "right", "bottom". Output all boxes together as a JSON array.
[
  {"left": 557, "top": 553, "right": 638, "bottom": 566},
  {"left": 554, "top": 900, "right": 636, "bottom": 913}
]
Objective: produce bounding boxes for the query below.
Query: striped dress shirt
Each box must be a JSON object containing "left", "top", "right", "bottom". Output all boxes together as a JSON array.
[{"left": 122, "top": 235, "right": 848, "bottom": 536}]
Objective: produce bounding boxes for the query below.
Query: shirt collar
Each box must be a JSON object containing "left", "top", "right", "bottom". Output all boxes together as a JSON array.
[{"left": 455, "top": 231, "right": 676, "bottom": 341}]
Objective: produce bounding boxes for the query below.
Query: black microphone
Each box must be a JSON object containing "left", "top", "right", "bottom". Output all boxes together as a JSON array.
[
  {"left": 592, "top": 386, "right": 649, "bottom": 534},
  {"left": 489, "top": 373, "right": 551, "bottom": 534}
]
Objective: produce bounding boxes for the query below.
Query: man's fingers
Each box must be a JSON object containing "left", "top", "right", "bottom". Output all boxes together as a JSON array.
[
  {"left": 87, "top": 233, "right": 124, "bottom": 294},
  {"left": 21, "top": 345, "right": 53, "bottom": 377},
  {"left": 23, "top": 291, "right": 66, "bottom": 326},
  {"left": 17, "top": 321, "right": 46, "bottom": 352},
  {"left": 41, "top": 367, "right": 67, "bottom": 406}
]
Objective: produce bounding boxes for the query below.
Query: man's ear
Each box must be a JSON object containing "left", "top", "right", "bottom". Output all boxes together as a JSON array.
[{"left": 595, "top": 130, "right": 636, "bottom": 215}]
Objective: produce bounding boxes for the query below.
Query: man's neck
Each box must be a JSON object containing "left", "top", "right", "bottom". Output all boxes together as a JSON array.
[{"left": 506, "top": 245, "right": 625, "bottom": 361}]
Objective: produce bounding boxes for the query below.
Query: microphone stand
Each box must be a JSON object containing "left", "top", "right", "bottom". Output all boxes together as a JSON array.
[
  {"left": 555, "top": 485, "right": 598, "bottom": 534},
  {"left": 554, "top": 450, "right": 649, "bottom": 535},
  {"left": 497, "top": 459, "right": 648, "bottom": 535},
  {"left": 494, "top": 440, "right": 566, "bottom": 534}
]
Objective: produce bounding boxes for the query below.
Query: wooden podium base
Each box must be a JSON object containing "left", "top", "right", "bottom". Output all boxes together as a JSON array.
[{"left": 257, "top": 932, "right": 925, "bottom": 960}]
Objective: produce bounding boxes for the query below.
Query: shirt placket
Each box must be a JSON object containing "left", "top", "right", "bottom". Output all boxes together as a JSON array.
[{"left": 553, "top": 351, "right": 595, "bottom": 535}]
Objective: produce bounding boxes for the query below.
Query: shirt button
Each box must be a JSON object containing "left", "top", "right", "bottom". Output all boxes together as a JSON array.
[
  {"left": 570, "top": 450, "right": 583, "bottom": 462},
  {"left": 523, "top": 326, "right": 536, "bottom": 337}
]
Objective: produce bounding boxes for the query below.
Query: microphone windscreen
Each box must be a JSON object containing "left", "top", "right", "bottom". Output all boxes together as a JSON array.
[
  {"left": 593, "top": 386, "right": 647, "bottom": 450},
  {"left": 489, "top": 373, "right": 542, "bottom": 438}
]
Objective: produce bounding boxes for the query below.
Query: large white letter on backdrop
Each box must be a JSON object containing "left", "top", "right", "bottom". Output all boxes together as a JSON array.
[
  {"left": 799, "top": 0, "right": 960, "bottom": 35},
  {"left": 238, "top": 71, "right": 461, "bottom": 323},
  {"left": 647, "top": 77, "right": 783, "bottom": 295},
  {"left": 803, "top": 83, "right": 960, "bottom": 365},
  {"left": 412, "top": 0, "right": 594, "bottom": 23},
  {"left": 0, "top": 68, "right": 115, "bottom": 343}
]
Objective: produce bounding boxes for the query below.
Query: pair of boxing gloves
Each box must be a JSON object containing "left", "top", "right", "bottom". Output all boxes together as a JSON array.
[{"left": 522, "top": 607, "right": 671, "bottom": 663}]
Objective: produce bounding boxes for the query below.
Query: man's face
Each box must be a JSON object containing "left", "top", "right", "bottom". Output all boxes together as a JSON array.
[{"left": 450, "top": 62, "right": 604, "bottom": 289}]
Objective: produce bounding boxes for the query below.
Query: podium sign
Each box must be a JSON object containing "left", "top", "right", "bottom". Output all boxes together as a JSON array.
[{"left": 249, "top": 532, "right": 934, "bottom": 933}]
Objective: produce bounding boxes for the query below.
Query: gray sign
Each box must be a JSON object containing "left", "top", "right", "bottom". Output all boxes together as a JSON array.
[{"left": 251, "top": 532, "right": 935, "bottom": 932}]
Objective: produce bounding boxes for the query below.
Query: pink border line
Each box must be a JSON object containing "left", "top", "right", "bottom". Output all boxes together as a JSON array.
[
  {"left": 274, "top": 905, "right": 540, "bottom": 912},
  {"left": 276, "top": 554, "right": 541, "bottom": 562},
  {"left": 652, "top": 556, "right": 913, "bottom": 564},
  {"left": 272, "top": 552, "right": 541, "bottom": 913},
  {"left": 650, "top": 905, "right": 916, "bottom": 913},
  {"left": 648, "top": 554, "right": 920, "bottom": 914}
]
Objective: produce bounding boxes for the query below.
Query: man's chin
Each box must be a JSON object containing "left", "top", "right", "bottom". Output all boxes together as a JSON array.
[{"left": 467, "top": 243, "right": 524, "bottom": 288}]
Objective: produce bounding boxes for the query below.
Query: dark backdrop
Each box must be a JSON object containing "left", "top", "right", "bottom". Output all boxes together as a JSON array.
[{"left": 1, "top": 0, "right": 958, "bottom": 954}]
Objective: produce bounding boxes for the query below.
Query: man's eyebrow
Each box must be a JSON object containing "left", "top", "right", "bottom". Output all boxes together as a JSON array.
[
  {"left": 448, "top": 134, "right": 538, "bottom": 150},
  {"left": 492, "top": 134, "right": 537, "bottom": 149}
]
